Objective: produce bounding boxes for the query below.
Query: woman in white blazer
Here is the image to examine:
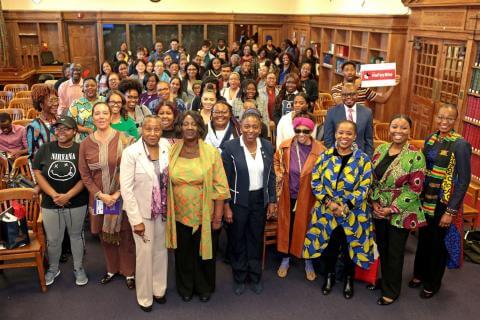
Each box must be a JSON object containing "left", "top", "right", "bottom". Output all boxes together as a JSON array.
[{"left": 120, "top": 115, "right": 171, "bottom": 312}]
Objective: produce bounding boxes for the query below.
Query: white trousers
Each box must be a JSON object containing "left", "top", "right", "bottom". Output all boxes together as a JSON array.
[{"left": 132, "top": 217, "right": 168, "bottom": 307}]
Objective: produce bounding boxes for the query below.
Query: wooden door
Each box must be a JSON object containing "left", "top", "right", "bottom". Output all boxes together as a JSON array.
[
  {"left": 257, "top": 26, "right": 281, "bottom": 46},
  {"left": 408, "top": 38, "right": 467, "bottom": 139},
  {"left": 67, "top": 23, "right": 98, "bottom": 77}
]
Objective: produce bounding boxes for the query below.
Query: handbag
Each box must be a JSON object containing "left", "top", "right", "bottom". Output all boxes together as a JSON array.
[
  {"left": 354, "top": 242, "right": 379, "bottom": 285},
  {"left": 7, "top": 174, "right": 36, "bottom": 189},
  {"left": 0, "top": 201, "right": 30, "bottom": 250},
  {"left": 464, "top": 230, "right": 480, "bottom": 264}
]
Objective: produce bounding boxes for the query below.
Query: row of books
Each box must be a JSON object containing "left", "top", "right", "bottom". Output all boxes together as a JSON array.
[
  {"left": 462, "top": 123, "right": 480, "bottom": 153},
  {"left": 336, "top": 45, "right": 349, "bottom": 57},
  {"left": 469, "top": 69, "right": 480, "bottom": 94},
  {"left": 464, "top": 96, "right": 480, "bottom": 123},
  {"left": 473, "top": 47, "right": 480, "bottom": 67},
  {"left": 470, "top": 154, "right": 480, "bottom": 183}
]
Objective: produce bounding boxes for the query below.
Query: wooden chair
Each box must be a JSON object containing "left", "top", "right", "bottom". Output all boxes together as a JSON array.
[
  {"left": 13, "top": 119, "right": 33, "bottom": 127},
  {"left": 11, "top": 155, "right": 34, "bottom": 181},
  {"left": 15, "top": 90, "right": 32, "bottom": 99},
  {"left": 313, "top": 109, "right": 327, "bottom": 126},
  {"left": 0, "top": 91, "right": 14, "bottom": 108},
  {"left": 374, "top": 139, "right": 386, "bottom": 149},
  {"left": 269, "top": 121, "right": 276, "bottom": 148},
  {"left": 373, "top": 122, "right": 391, "bottom": 141},
  {"left": 464, "top": 184, "right": 480, "bottom": 230},
  {"left": 9, "top": 98, "right": 33, "bottom": 117},
  {"left": 409, "top": 139, "right": 425, "bottom": 150},
  {"left": 262, "top": 220, "right": 278, "bottom": 270},
  {"left": 0, "top": 99, "right": 5, "bottom": 109},
  {"left": 0, "top": 188, "right": 46, "bottom": 292},
  {"left": 4, "top": 84, "right": 29, "bottom": 95},
  {"left": 2, "top": 108, "right": 24, "bottom": 121},
  {"left": 44, "top": 80, "right": 57, "bottom": 87},
  {"left": 0, "top": 156, "right": 8, "bottom": 190},
  {"left": 317, "top": 93, "right": 335, "bottom": 110},
  {"left": 26, "top": 108, "right": 39, "bottom": 119}
]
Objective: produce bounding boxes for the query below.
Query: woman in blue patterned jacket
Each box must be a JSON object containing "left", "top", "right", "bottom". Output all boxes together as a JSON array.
[{"left": 303, "top": 120, "right": 374, "bottom": 300}]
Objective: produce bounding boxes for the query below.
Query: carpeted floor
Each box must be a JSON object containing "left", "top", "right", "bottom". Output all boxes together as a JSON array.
[{"left": 1, "top": 231, "right": 479, "bottom": 320}]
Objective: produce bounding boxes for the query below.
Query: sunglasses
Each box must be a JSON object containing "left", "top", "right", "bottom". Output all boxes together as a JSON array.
[{"left": 294, "top": 129, "right": 311, "bottom": 135}]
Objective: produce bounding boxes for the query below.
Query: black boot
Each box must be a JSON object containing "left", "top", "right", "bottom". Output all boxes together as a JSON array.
[
  {"left": 322, "top": 273, "right": 335, "bottom": 295},
  {"left": 343, "top": 276, "right": 354, "bottom": 299}
]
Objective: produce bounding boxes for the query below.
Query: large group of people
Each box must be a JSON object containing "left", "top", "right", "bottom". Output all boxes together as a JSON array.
[{"left": 0, "top": 34, "right": 471, "bottom": 313}]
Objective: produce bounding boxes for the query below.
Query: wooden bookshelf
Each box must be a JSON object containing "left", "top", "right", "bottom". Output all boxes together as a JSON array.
[{"left": 309, "top": 16, "right": 408, "bottom": 121}]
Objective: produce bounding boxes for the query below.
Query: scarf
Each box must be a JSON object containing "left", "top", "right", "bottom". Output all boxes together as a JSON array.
[
  {"left": 205, "top": 121, "right": 238, "bottom": 152},
  {"left": 101, "top": 132, "right": 131, "bottom": 245},
  {"left": 421, "top": 130, "right": 461, "bottom": 216}
]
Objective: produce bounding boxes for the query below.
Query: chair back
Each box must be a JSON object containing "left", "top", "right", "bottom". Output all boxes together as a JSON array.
[
  {"left": 4, "top": 84, "right": 29, "bottom": 95},
  {"left": 15, "top": 90, "right": 32, "bottom": 99},
  {"left": 0, "top": 91, "right": 15, "bottom": 107},
  {"left": 11, "top": 155, "right": 33, "bottom": 181},
  {"left": 269, "top": 121, "right": 276, "bottom": 148},
  {"left": 26, "top": 108, "right": 39, "bottom": 119},
  {"left": 13, "top": 119, "right": 33, "bottom": 127},
  {"left": 0, "top": 188, "right": 40, "bottom": 233},
  {"left": 0, "top": 156, "right": 8, "bottom": 190},
  {"left": 373, "top": 123, "right": 391, "bottom": 141},
  {"left": 44, "top": 80, "right": 57, "bottom": 86},
  {"left": 317, "top": 93, "right": 335, "bottom": 110},
  {"left": 9, "top": 98, "right": 33, "bottom": 116},
  {"left": 2, "top": 108, "right": 24, "bottom": 121},
  {"left": 313, "top": 109, "right": 327, "bottom": 126},
  {"left": 409, "top": 139, "right": 424, "bottom": 150}
]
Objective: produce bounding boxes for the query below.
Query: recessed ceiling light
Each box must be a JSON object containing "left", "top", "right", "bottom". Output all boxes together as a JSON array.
[{"left": 32, "top": 0, "right": 41, "bottom": 4}]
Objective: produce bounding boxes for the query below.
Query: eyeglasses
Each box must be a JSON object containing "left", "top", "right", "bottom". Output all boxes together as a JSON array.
[
  {"left": 294, "top": 129, "right": 311, "bottom": 135},
  {"left": 435, "top": 115, "right": 456, "bottom": 123},
  {"left": 108, "top": 101, "right": 122, "bottom": 106}
]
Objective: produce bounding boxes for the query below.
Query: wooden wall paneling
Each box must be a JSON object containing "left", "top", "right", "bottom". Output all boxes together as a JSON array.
[
  {"left": 97, "top": 22, "right": 104, "bottom": 68},
  {"left": 125, "top": 24, "right": 131, "bottom": 53},
  {"left": 455, "top": 38, "right": 474, "bottom": 134},
  {"left": 66, "top": 23, "right": 99, "bottom": 76},
  {"left": 257, "top": 26, "right": 282, "bottom": 47}
]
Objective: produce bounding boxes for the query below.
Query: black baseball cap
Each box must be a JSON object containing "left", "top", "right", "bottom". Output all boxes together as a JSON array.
[{"left": 54, "top": 116, "right": 77, "bottom": 130}]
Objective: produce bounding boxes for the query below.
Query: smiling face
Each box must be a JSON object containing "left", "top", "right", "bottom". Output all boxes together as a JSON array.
[
  {"left": 170, "top": 78, "right": 181, "bottom": 93},
  {"left": 285, "top": 77, "right": 297, "bottom": 93},
  {"left": 282, "top": 54, "right": 290, "bottom": 66},
  {"left": 157, "top": 105, "right": 175, "bottom": 130},
  {"left": 146, "top": 75, "right": 157, "bottom": 91},
  {"left": 212, "top": 58, "right": 221, "bottom": 71},
  {"left": 341, "top": 85, "right": 357, "bottom": 107},
  {"left": 212, "top": 102, "right": 231, "bottom": 129},
  {"left": 136, "top": 61, "right": 146, "bottom": 74},
  {"left": 54, "top": 124, "right": 76, "bottom": 144},
  {"left": 245, "top": 83, "right": 257, "bottom": 99},
  {"left": 389, "top": 117, "right": 411, "bottom": 145},
  {"left": 266, "top": 73, "right": 277, "bottom": 87},
  {"left": 156, "top": 82, "right": 170, "bottom": 100},
  {"left": 300, "top": 63, "right": 311, "bottom": 78},
  {"left": 435, "top": 106, "right": 457, "bottom": 135},
  {"left": 146, "top": 61, "right": 154, "bottom": 73},
  {"left": 294, "top": 124, "right": 312, "bottom": 145},
  {"left": 154, "top": 61, "right": 164, "bottom": 74},
  {"left": 125, "top": 89, "right": 139, "bottom": 111},
  {"left": 71, "top": 64, "right": 82, "bottom": 82},
  {"left": 92, "top": 103, "right": 111, "bottom": 130},
  {"left": 335, "top": 122, "right": 357, "bottom": 151},
  {"left": 241, "top": 115, "right": 261, "bottom": 144},
  {"left": 83, "top": 79, "right": 98, "bottom": 100},
  {"left": 108, "top": 73, "right": 120, "bottom": 90},
  {"left": 142, "top": 117, "right": 162, "bottom": 147},
  {"left": 187, "top": 64, "right": 198, "bottom": 79},
  {"left": 228, "top": 73, "right": 240, "bottom": 89},
  {"left": 221, "top": 66, "right": 231, "bottom": 81},
  {"left": 45, "top": 94, "right": 59, "bottom": 116},
  {"left": 163, "top": 55, "right": 172, "bottom": 67},
  {"left": 102, "top": 62, "right": 112, "bottom": 74},
  {"left": 169, "top": 63, "right": 179, "bottom": 76},
  {"left": 241, "top": 61, "right": 251, "bottom": 74},
  {"left": 201, "top": 91, "right": 216, "bottom": 111},
  {"left": 181, "top": 115, "right": 199, "bottom": 141},
  {"left": 118, "top": 64, "right": 129, "bottom": 79},
  {"left": 107, "top": 93, "right": 123, "bottom": 115}
]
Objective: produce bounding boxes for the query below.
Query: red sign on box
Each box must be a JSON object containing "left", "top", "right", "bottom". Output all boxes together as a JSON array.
[{"left": 360, "top": 63, "right": 396, "bottom": 88}]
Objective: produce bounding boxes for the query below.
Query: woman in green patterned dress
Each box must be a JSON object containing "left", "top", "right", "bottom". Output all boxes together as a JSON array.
[{"left": 370, "top": 114, "right": 426, "bottom": 305}]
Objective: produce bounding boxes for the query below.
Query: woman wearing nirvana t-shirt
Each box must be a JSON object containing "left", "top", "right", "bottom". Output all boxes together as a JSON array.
[{"left": 33, "top": 116, "right": 89, "bottom": 287}]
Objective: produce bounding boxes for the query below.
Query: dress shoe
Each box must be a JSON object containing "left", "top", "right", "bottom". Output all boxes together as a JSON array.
[
  {"left": 377, "top": 297, "right": 396, "bottom": 306},
  {"left": 250, "top": 281, "right": 264, "bottom": 295},
  {"left": 322, "top": 273, "right": 335, "bottom": 295},
  {"left": 153, "top": 295, "right": 167, "bottom": 304},
  {"left": 126, "top": 277, "right": 135, "bottom": 289},
  {"left": 366, "top": 282, "right": 381, "bottom": 291},
  {"left": 138, "top": 304, "right": 152, "bottom": 312},
  {"left": 181, "top": 295, "right": 193, "bottom": 302},
  {"left": 199, "top": 294, "right": 211, "bottom": 302},
  {"left": 420, "top": 289, "right": 435, "bottom": 299},
  {"left": 408, "top": 279, "right": 422, "bottom": 288},
  {"left": 233, "top": 282, "right": 246, "bottom": 296},
  {"left": 100, "top": 272, "right": 117, "bottom": 284},
  {"left": 343, "top": 276, "right": 354, "bottom": 299}
]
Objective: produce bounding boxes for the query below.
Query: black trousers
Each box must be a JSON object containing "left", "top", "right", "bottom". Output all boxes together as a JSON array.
[
  {"left": 323, "top": 226, "right": 354, "bottom": 277},
  {"left": 174, "top": 222, "right": 219, "bottom": 297},
  {"left": 375, "top": 219, "right": 410, "bottom": 299},
  {"left": 413, "top": 203, "right": 448, "bottom": 293},
  {"left": 230, "top": 189, "right": 266, "bottom": 284},
  {"left": 281, "top": 198, "right": 297, "bottom": 258}
]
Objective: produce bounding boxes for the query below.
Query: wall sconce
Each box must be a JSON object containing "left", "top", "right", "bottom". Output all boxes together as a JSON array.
[{"left": 412, "top": 39, "right": 422, "bottom": 51}]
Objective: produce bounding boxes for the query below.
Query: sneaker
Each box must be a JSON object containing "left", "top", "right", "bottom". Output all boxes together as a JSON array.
[
  {"left": 74, "top": 268, "right": 89, "bottom": 286},
  {"left": 45, "top": 269, "right": 61, "bottom": 286}
]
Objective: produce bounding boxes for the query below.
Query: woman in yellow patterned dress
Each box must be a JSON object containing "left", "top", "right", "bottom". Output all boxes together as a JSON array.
[
  {"left": 303, "top": 120, "right": 374, "bottom": 300},
  {"left": 166, "top": 110, "right": 230, "bottom": 303}
]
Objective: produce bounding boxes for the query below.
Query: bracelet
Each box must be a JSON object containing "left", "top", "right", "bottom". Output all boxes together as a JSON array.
[{"left": 445, "top": 207, "right": 458, "bottom": 216}]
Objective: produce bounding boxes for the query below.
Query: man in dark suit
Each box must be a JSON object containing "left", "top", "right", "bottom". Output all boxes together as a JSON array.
[{"left": 324, "top": 83, "right": 374, "bottom": 156}]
